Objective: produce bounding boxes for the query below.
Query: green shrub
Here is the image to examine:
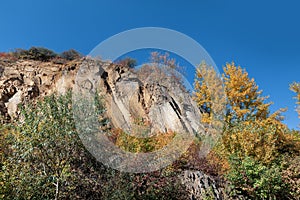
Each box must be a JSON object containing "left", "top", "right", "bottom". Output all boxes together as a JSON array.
[
  {"left": 0, "top": 91, "right": 189, "bottom": 199},
  {"left": 226, "top": 155, "right": 288, "bottom": 199},
  {"left": 1, "top": 91, "right": 80, "bottom": 199},
  {"left": 60, "top": 49, "right": 82, "bottom": 61},
  {"left": 13, "top": 47, "right": 57, "bottom": 61}
]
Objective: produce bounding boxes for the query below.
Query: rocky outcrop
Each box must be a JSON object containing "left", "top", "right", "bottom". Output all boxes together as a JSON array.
[
  {"left": 1, "top": 57, "right": 204, "bottom": 134},
  {"left": 89, "top": 60, "right": 204, "bottom": 135},
  {"left": 182, "top": 170, "right": 223, "bottom": 200},
  {"left": 0, "top": 59, "right": 79, "bottom": 120},
  {"left": 182, "top": 170, "right": 248, "bottom": 200}
]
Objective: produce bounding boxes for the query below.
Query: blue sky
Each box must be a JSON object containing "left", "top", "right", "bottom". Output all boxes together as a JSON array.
[{"left": 0, "top": 0, "right": 299, "bottom": 129}]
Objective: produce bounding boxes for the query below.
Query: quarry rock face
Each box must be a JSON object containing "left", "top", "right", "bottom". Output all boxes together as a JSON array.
[
  {"left": 0, "top": 58, "right": 203, "bottom": 135},
  {"left": 94, "top": 60, "right": 204, "bottom": 135},
  {"left": 0, "top": 59, "right": 79, "bottom": 120}
]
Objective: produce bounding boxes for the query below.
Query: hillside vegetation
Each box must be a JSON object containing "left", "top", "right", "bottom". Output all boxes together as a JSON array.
[{"left": 0, "top": 48, "right": 299, "bottom": 199}]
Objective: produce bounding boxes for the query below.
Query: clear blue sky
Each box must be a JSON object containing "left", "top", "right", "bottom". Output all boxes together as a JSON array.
[{"left": 0, "top": 0, "right": 299, "bottom": 129}]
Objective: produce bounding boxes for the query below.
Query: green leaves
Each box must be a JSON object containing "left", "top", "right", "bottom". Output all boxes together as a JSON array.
[
  {"left": 226, "top": 156, "right": 287, "bottom": 199},
  {"left": 1, "top": 91, "right": 81, "bottom": 199},
  {"left": 13, "top": 47, "right": 57, "bottom": 61},
  {"left": 1, "top": 90, "right": 186, "bottom": 199}
]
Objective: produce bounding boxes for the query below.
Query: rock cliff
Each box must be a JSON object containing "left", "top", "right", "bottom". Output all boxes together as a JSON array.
[
  {"left": 0, "top": 59, "right": 79, "bottom": 120},
  {"left": 0, "top": 58, "right": 203, "bottom": 136}
]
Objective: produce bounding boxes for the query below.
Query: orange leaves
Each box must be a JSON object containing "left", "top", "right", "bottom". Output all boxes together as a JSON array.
[
  {"left": 221, "top": 122, "right": 274, "bottom": 165},
  {"left": 110, "top": 128, "right": 176, "bottom": 153},
  {"left": 194, "top": 61, "right": 271, "bottom": 124},
  {"left": 219, "top": 117, "right": 300, "bottom": 168},
  {"left": 290, "top": 82, "right": 300, "bottom": 120},
  {"left": 194, "top": 62, "right": 300, "bottom": 198},
  {"left": 193, "top": 61, "right": 300, "bottom": 158},
  {"left": 0, "top": 52, "right": 17, "bottom": 61},
  {"left": 193, "top": 62, "right": 225, "bottom": 124},
  {"left": 223, "top": 62, "right": 271, "bottom": 122}
]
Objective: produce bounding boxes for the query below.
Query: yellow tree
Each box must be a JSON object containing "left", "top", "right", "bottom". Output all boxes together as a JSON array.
[
  {"left": 193, "top": 62, "right": 213, "bottom": 123},
  {"left": 193, "top": 62, "right": 293, "bottom": 164},
  {"left": 290, "top": 82, "right": 300, "bottom": 120},
  {"left": 194, "top": 63, "right": 300, "bottom": 199},
  {"left": 217, "top": 65, "right": 299, "bottom": 163},
  {"left": 193, "top": 62, "right": 225, "bottom": 124},
  {"left": 222, "top": 62, "right": 271, "bottom": 123},
  {"left": 194, "top": 62, "right": 271, "bottom": 124}
]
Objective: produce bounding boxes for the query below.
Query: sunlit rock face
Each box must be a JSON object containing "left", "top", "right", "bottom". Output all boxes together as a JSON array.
[
  {"left": 96, "top": 60, "right": 203, "bottom": 135},
  {"left": 0, "top": 59, "right": 79, "bottom": 120},
  {"left": 0, "top": 58, "right": 203, "bottom": 136}
]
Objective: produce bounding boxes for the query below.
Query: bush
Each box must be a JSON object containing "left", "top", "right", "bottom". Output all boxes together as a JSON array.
[
  {"left": 0, "top": 91, "right": 190, "bottom": 199},
  {"left": 11, "top": 47, "right": 85, "bottom": 62},
  {"left": 60, "top": 49, "right": 82, "bottom": 61},
  {"left": 1, "top": 91, "right": 81, "bottom": 199},
  {"left": 13, "top": 47, "right": 57, "bottom": 61},
  {"left": 0, "top": 52, "right": 17, "bottom": 62},
  {"left": 226, "top": 156, "right": 288, "bottom": 199},
  {"left": 110, "top": 128, "right": 175, "bottom": 153},
  {"left": 282, "top": 156, "right": 300, "bottom": 199},
  {"left": 116, "top": 57, "right": 137, "bottom": 68},
  {"left": 210, "top": 115, "right": 300, "bottom": 199}
]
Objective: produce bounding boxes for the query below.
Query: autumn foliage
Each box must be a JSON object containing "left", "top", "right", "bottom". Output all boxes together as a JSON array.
[
  {"left": 193, "top": 62, "right": 300, "bottom": 199},
  {"left": 290, "top": 82, "right": 300, "bottom": 120},
  {"left": 0, "top": 52, "right": 299, "bottom": 199},
  {"left": 109, "top": 128, "right": 176, "bottom": 153}
]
